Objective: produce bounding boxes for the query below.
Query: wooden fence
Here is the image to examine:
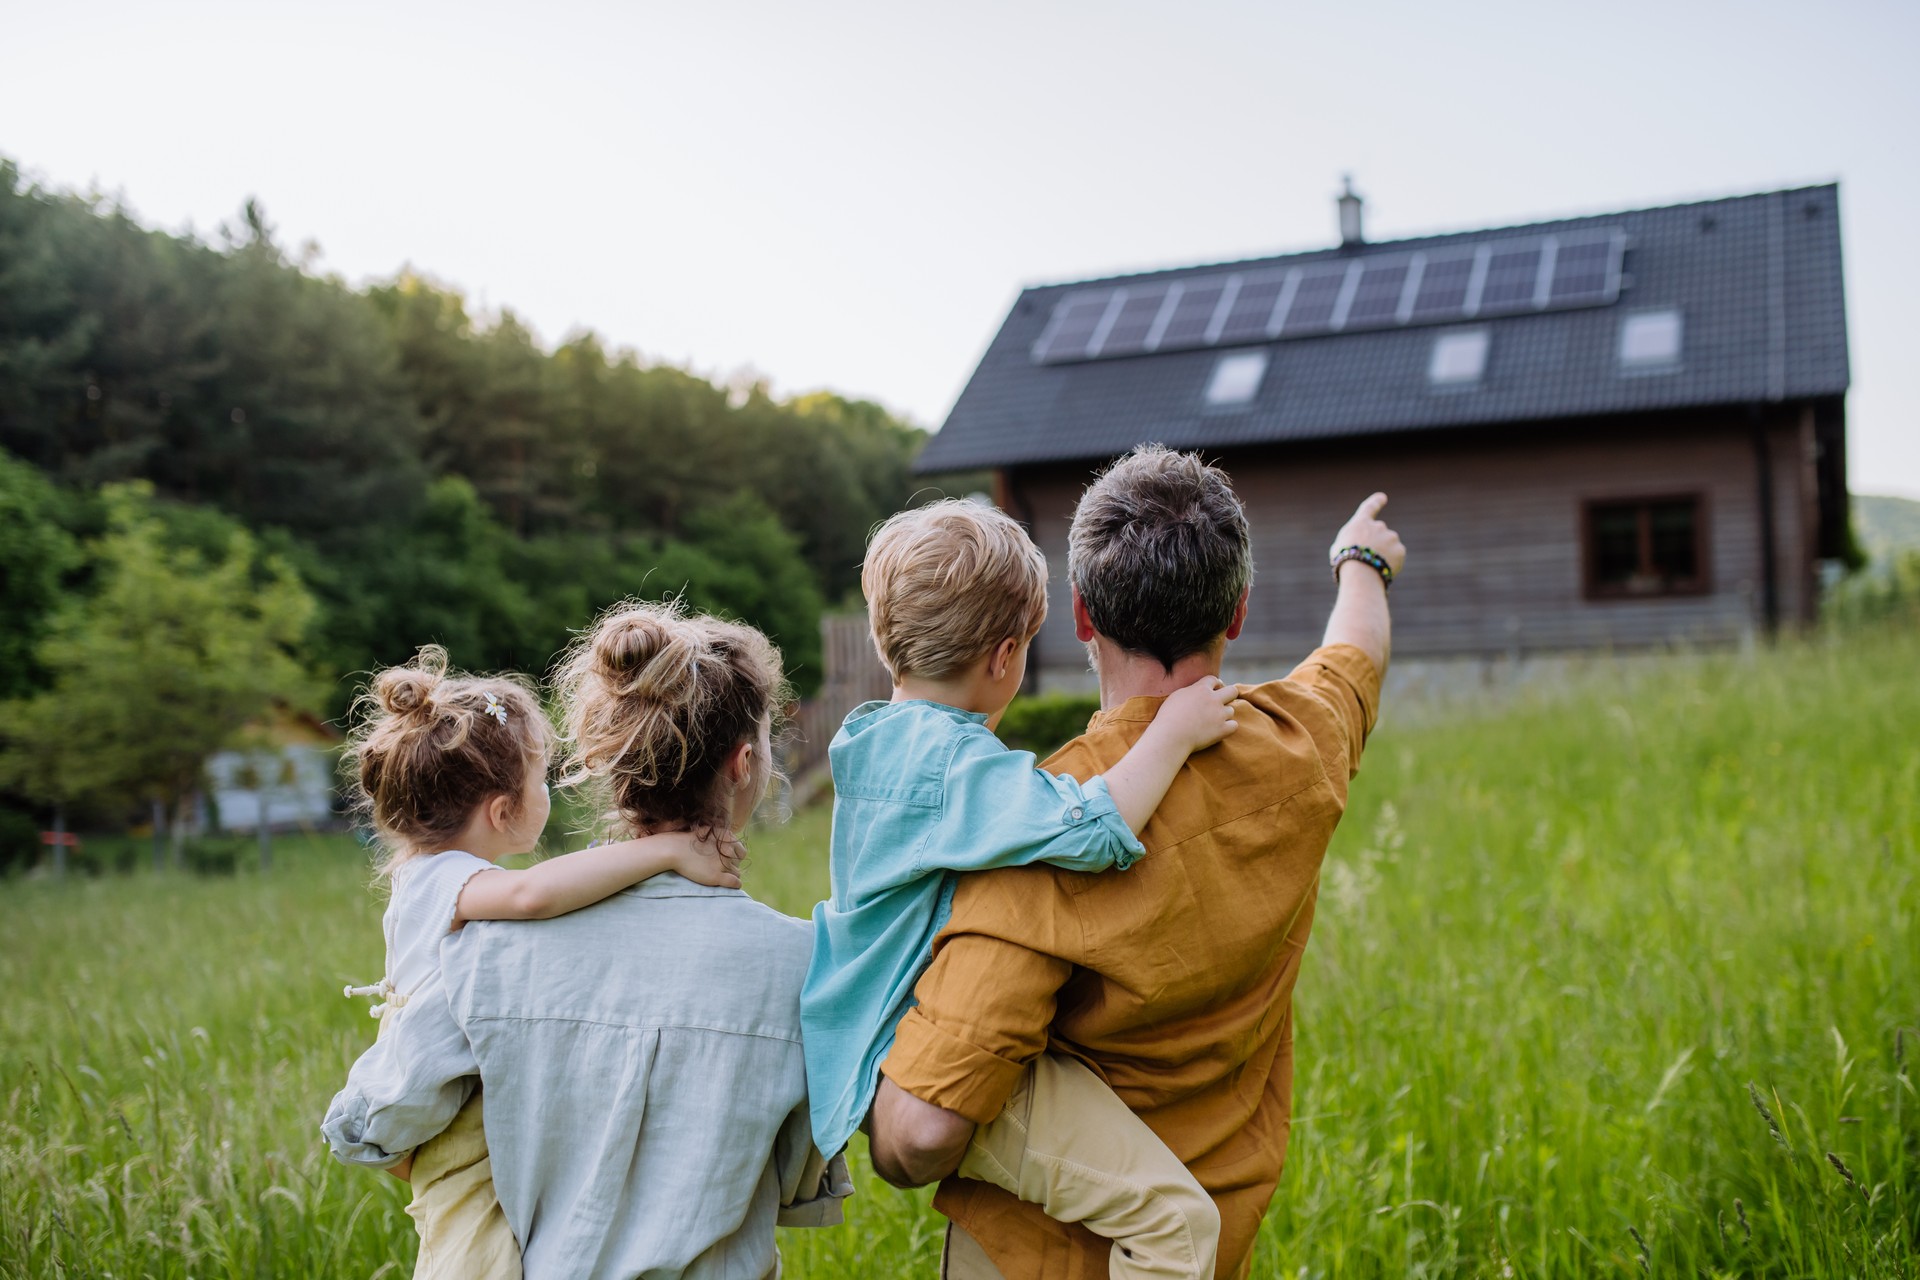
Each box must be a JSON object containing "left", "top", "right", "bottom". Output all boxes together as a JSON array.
[{"left": 780, "top": 613, "right": 891, "bottom": 805}]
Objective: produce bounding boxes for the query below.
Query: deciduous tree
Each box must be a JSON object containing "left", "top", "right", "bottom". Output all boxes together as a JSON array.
[{"left": 0, "top": 484, "right": 318, "bottom": 866}]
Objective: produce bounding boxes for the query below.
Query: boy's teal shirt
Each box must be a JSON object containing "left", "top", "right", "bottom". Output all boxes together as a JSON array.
[{"left": 800, "top": 698, "right": 1145, "bottom": 1156}]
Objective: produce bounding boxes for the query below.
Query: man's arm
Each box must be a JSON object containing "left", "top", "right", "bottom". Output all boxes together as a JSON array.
[
  {"left": 1322, "top": 492, "right": 1406, "bottom": 675},
  {"left": 870, "top": 868, "right": 1077, "bottom": 1186},
  {"left": 869, "top": 1077, "right": 975, "bottom": 1187}
]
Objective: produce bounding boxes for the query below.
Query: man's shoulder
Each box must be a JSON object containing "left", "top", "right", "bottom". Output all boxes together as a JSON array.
[
  {"left": 1244, "top": 644, "right": 1381, "bottom": 723},
  {"left": 1037, "top": 722, "right": 1119, "bottom": 782}
]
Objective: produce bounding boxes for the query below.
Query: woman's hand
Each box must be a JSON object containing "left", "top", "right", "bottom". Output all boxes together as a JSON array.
[{"left": 666, "top": 827, "right": 745, "bottom": 889}]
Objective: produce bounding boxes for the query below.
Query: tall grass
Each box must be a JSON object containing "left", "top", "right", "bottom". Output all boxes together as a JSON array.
[{"left": 3, "top": 623, "right": 1914, "bottom": 1277}]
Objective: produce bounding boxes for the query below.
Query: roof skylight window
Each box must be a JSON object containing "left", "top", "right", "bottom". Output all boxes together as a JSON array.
[
  {"left": 1619, "top": 309, "right": 1683, "bottom": 370},
  {"left": 1428, "top": 329, "right": 1489, "bottom": 386},
  {"left": 1205, "top": 351, "right": 1268, "bottom": 406}
]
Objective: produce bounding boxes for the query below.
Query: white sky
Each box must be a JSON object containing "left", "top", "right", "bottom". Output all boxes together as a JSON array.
[{"left": 5, "top": 0, "right": 1917, "bottom": 498}]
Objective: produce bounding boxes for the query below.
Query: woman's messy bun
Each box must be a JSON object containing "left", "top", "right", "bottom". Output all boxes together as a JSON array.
[
  {"left": 344, "top": 646, "right": 553, "bottom": 876},
  {"left": 590, "top": 610, "right": 704, "bottom": 705},
  {"left": 556, "top": 598, "right": 788, "bottom": 839}
]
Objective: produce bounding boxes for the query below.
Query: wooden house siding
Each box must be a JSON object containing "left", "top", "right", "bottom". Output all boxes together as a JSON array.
[{"left": 1005, "top": 407, "right": 1820, "bottom": 691}]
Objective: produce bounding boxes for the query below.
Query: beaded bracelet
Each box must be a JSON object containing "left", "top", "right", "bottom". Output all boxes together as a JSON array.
[{"left": 1330, "top": 545, "right": 1393, "bottom": 591}]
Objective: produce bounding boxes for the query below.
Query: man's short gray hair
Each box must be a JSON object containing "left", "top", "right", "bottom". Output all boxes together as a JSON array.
[{"left": 1067, "top": 445, "right": 1252, "bottom": 671}]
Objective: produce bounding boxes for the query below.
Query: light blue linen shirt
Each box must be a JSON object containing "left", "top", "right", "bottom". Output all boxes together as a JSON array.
[
  {"left": 800, "top": 699, "right": 1145, "bottom": 1156},
  {"left": 322, "top": 875, "right": 851, "bottom": 1280}
]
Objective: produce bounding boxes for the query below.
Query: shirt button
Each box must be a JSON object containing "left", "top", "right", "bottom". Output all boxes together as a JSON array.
[{"left": 1070, "top": 807, "right": 1084, "bottom": 820}]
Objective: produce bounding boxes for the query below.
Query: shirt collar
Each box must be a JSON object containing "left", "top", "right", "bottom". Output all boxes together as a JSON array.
[
  {"left": 1090, "top": 694, "right": 1170, "bottom": 727},
  {"left": 845, "top": 698, "right": 991, "bottom": 727},
  {"left": 619, "top": 873, "right": 753, "bottom": 900}
]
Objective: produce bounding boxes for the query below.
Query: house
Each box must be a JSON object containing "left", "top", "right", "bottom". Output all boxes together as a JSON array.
[
  {"left": 916, "top": 183, "right": 1852, "bottom": 692},
  {"left": 206, "top": 712, "right": 341, "bottom": 833}
]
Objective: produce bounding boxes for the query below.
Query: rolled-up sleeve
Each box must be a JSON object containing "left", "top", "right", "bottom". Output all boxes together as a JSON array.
[
  {"left": 882, "top": 867, "right": 1077, "bottom": 1123},
  {"left": 773, "top": 1098, "right": 855, "bottom": 1227},
  {"left": 320, "top": 971, "right": 478, "bottom": 1169},
  {"left": 1282, "top": 643, "right": 1382, "bottom": 780},
  {"left": 926, "top": 732, "right": 1144, "bottom": 876}
]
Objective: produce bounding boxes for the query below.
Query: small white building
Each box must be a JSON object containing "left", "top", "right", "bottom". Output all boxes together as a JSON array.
[{"left": 206, "top": 715, "right": 340, "bottom": 832}]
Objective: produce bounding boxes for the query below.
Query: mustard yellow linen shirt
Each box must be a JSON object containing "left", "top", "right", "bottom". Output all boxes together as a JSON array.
[{"left": 882, "top": 643, "right": 1381, "bottom": 1280}]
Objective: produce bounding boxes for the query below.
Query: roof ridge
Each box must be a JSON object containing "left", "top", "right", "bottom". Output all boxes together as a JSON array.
[{"left": 1023, "top": 182, "right": 1842, "bottom": 293}]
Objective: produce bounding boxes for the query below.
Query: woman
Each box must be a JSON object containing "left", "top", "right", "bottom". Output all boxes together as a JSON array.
[{"left": 323, "top": 601, "right": 849, "bottom": 1279}]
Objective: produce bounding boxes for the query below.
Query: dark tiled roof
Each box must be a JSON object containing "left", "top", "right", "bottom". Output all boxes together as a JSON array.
[{"left": 918, "top": 186, "right": 1850, "bottom": 472}]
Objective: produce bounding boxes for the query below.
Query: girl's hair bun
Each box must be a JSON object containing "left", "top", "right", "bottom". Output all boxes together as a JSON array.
[
  {"left": 345, "top": 644, "right": 554, "bottom": 879},
  {"left": 374, "top": 645, "right": 447, "bottom": 717},
  {"left": 591, "top": 604, "right": 703, "bottom": 704}
]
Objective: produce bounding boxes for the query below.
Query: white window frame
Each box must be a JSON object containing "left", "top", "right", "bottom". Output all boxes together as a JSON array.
[
  {"left": 1204, "top": 350, "right": 1268, "bottom": 406},
  {"left": 1619, "top": 308, "right": 1684, "bottom": 371},
  {"left": 1428, "top": 328, "right": 1490, "bottom": 386}
]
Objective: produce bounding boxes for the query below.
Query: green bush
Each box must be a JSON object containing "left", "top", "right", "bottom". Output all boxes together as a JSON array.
[
  {"left": 182, "top": 835, "right": 249, "bottom": 876},
  {"left": 66, "top": 835, "right": 144, "bottom": 877},
  {"left": 0, "top": 803, "right": 40, "bottom": 874},
  {"left": 1825, "top": 548, "right": 1920, "bottom": 627},
  {"left": 996, "top": 692, "right": 1101, "bottom": 758}
]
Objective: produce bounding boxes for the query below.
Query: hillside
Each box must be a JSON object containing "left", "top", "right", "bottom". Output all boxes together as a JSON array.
[{"left": 1856, "top": 492, "right": 1920, "bottom": 570}]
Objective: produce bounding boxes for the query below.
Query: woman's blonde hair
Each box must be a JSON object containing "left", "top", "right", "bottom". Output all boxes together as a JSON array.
[
  {"left": 862, "top": 499, "right": 1049, "bottom": 682},
  {"left": 554, "top": 599, "right": 789, "bottom": 840},
  {"left": 343, "top": 645, "right": 553, "bottom": 877}
]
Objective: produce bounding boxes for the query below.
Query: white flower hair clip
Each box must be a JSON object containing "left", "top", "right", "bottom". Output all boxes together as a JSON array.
[{"left": 483, "top": 693, "right": 509, "bottom": 726}]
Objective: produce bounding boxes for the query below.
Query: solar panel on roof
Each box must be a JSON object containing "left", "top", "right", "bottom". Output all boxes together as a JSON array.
[
  {"left": 1032, "top": 293, "right": 1107, "bottom": 362},
  {"left": 1407, "top": 252, "right": 1475, "bottom": 322},
  {"left": 1343, "top": 259, "right": 1411, "bottom": 328},
  {"left": 1475, "top": 243, "right": 1543, "bottom": 312},
  {"left": 1280, "top": 267, "right": 1348, "bottom": 337},
  {"left": 1156, "top": 280, "right": 1228, "bottom": 348},
  {"left": 1547, "top": 235, "right": 1621, "bottom": 306},
  {"left": 1215, "top": 272, "right": 1290, "bottom": 345},
  {"left": 1094, "top": 286, "right": 1173, "bottom": 358},
  {"left": 1031, "top": 229, "right": 1628, "bottom": 364}
]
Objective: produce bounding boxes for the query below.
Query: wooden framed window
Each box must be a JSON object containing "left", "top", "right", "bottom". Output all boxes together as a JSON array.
[{"left": 1583, "top": 495, "right": 1708, "bottom": 598}]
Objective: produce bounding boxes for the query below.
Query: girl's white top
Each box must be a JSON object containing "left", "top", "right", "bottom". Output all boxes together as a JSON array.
[{"left": 383, "top": 850, "right": 499, "bottom": 1000}]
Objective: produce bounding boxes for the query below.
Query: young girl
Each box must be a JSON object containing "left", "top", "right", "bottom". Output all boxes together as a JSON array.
[{"left": 339, "top": 644, "right": 739, "bottom": 1280}]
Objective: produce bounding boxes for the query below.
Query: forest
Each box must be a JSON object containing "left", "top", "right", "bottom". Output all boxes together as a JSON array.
[{"left": 0, "top": 158, "right": 961, "bottom": 856}]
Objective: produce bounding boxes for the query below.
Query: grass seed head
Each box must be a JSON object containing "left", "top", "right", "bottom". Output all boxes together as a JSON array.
[
  {"left": 1747, "top": 1082, "right": 1790, "bottom": 1149},
  {"left": 1628, "top": 1226, "right": 1650, "bottom": 1272},
  {"left": 1825, "top": 1151, "right": 1867, "bottom": 1201},
  {"left": 1734, "top": 1198, "right": 1751, "bottom": 1243}
]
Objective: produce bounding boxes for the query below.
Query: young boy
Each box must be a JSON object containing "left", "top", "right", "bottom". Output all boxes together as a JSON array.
[{"left": 802, "top": 499, "right": 1235, "bottom": 1280}]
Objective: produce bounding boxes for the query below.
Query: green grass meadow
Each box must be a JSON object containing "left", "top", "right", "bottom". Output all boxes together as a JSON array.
[{"left": 3, "top": 624, "right": 1915, "bottom": 1277}]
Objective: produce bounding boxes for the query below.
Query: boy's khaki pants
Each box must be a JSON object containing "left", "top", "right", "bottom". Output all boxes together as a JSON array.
[
  {"left": 405, "top": 1087, "right": 522, "bottom": 1280},
  {"left": 949, "top": 1054, "right": 1220, "bottom": 1280}
]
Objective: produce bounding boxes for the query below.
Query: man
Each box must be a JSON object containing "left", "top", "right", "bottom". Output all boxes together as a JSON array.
[
  {"left": 868, "top": 445, "right": 1406, "bottom": 1279},
  {"left": 322, "top": 876, "right": 851, "bottom": 1279}
]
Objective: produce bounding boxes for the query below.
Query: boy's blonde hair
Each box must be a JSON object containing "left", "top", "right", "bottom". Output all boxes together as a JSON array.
[{"left": 862, "top": 499, "right": 1048, "bottom": 683}]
